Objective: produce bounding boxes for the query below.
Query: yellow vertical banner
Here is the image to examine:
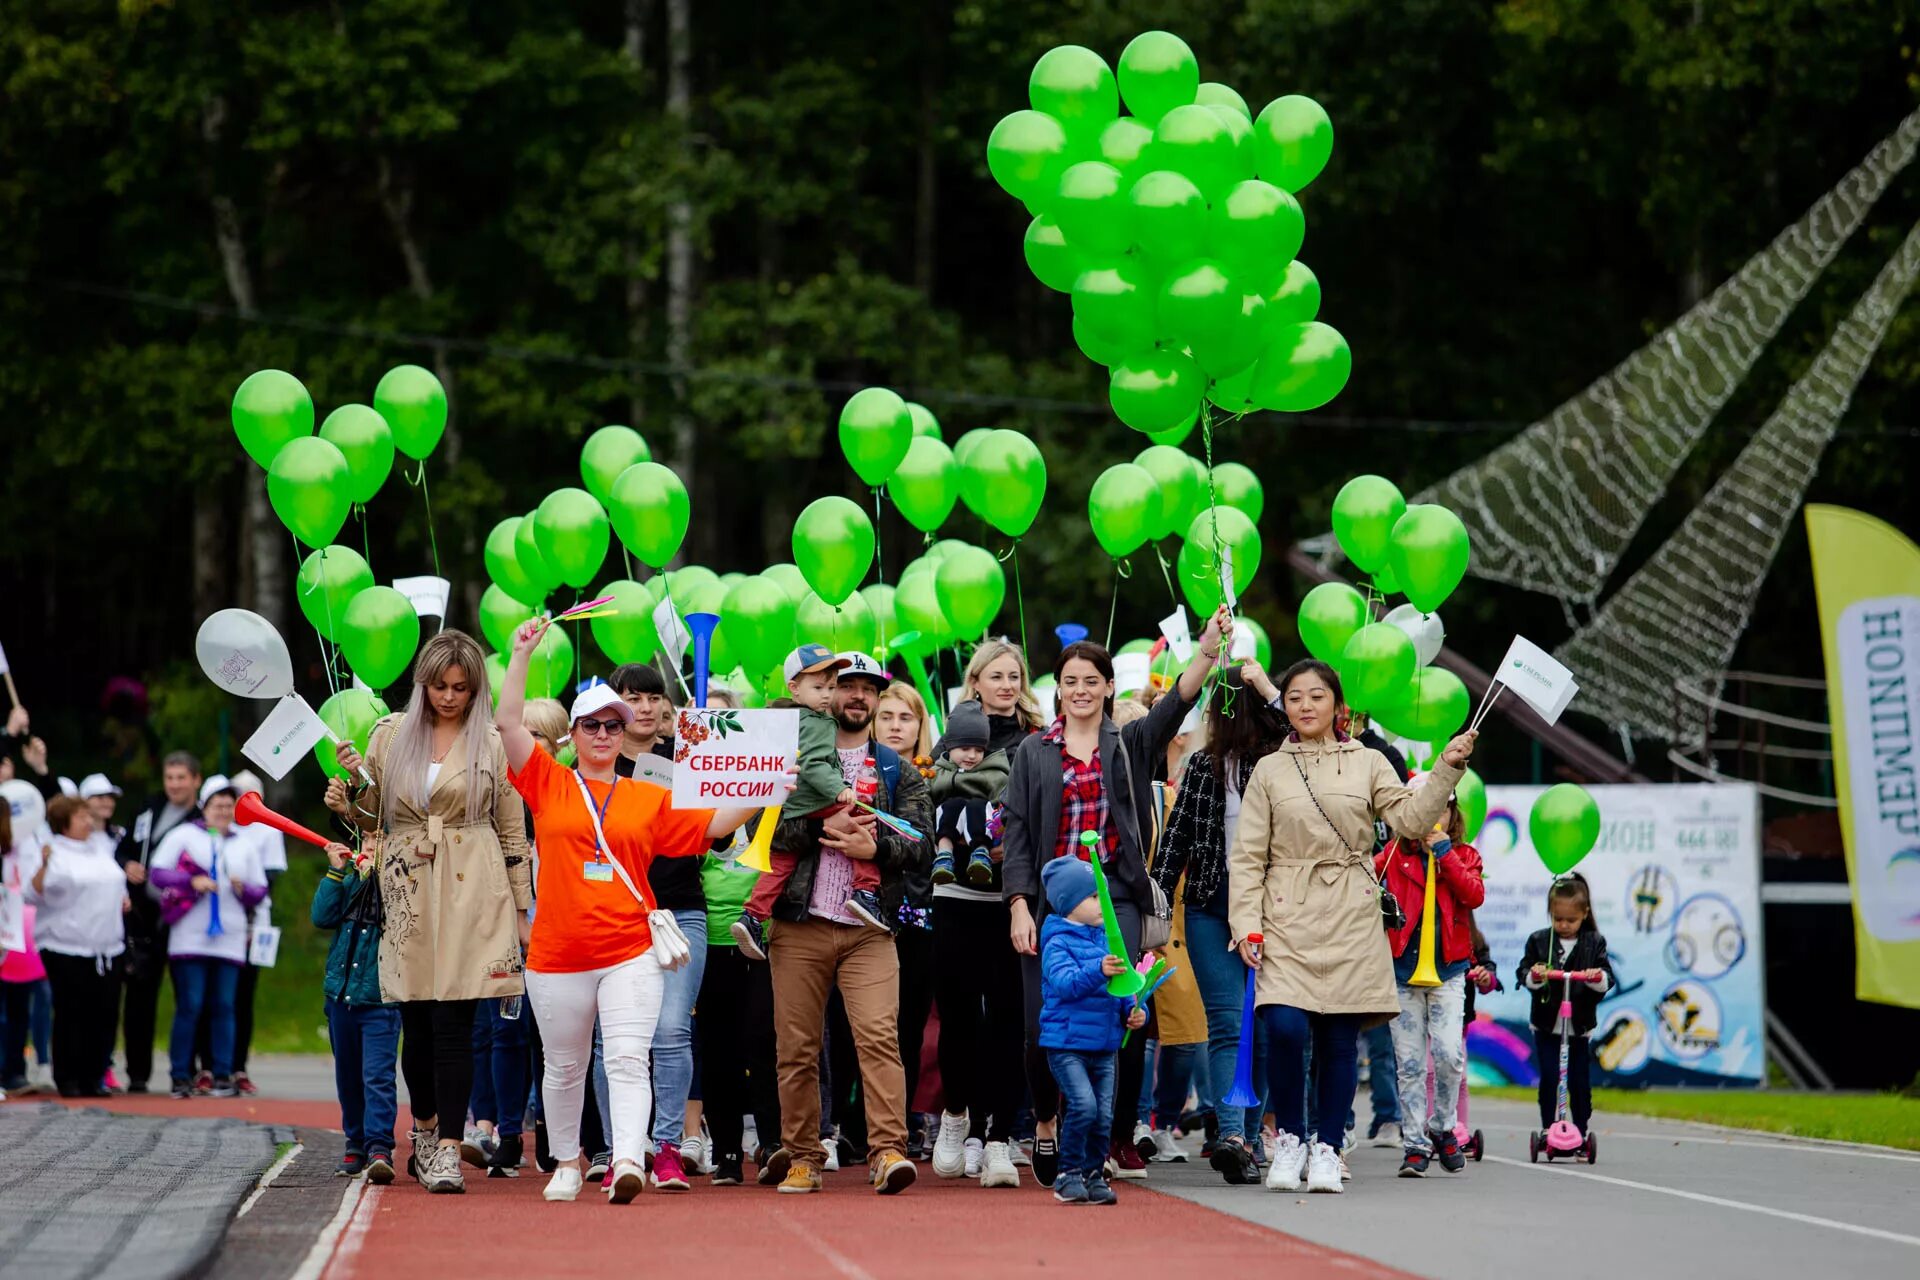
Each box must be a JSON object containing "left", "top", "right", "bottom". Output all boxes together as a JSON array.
[{"left": 1805, "top": 504, "right": 1920, "bottom": 1008}]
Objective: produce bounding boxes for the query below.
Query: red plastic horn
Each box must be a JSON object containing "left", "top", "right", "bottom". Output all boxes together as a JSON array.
[{"left": 234, "top": 791, "right": 332, "bottom": 850}]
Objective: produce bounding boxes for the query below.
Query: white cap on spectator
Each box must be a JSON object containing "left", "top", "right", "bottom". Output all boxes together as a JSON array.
[
  {"left": 199, "top": 775, "right": 239, "bottom": 806},
  {"left": 569, "top": 683, "right": 634, "bottom": 726},
  {"left": 78, "top": 773, "right": 123, "bottom": 799}
]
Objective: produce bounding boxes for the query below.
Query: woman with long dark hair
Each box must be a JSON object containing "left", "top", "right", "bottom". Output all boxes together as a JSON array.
[
  {"left": 1228, "top": 658, "right": 1476, "bottom": 1196},
  {"left": 1001, "top": 606, "right": 1230, "bottom": 1192}
]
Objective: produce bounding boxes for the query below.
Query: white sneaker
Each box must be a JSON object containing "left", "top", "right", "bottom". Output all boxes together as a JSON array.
[
  {"left": 1266, "top": 1132, "right": 1306, "bottom": 1190},
  {"left": 1150, "top": 1129, "right": 1188, "bottom": 1163},
  {"left": 679, "top": 1132, "right": 713, "bottom": 1175},
  {"left": 607, "top": 1159, "right": 645, "bottom": 1204},
  {"left": 1371, "top": 1122, "right": 1402, "bottom": 1149},
  {"left": 424, "top": 1143, "right": 465, "bottom": 1194},
  {"left": 544, "top": 1166, "right": 584, "bottom": 1202},
  {"left": 932, "top": 1111, "right": 970, "bottom": 1178},
  {"left": 824, "top": 1140, "right": 841, "bottom": 1172},
  {"left": 963, "top": 1137, "right": 984, "bottom": 1178},
  {"left": 1342, "top": 1126, "right": 1357, "bottom": 1155},
  {"left": 1307, "top": 1141, "right": 1343, "bottom": 1193},
  {"left": 1011, "top": 1141, "right": 1032, "bottom": 1167},
  {"left": 1131, "top": 1121, "right": 1155, "bottom": 1161},
  {"left": 980, "top": 1140, "right": 1020, "bottom": 1188},
  {"left": 461, "top": 1126, "right": 494, "bottom": 1169}
]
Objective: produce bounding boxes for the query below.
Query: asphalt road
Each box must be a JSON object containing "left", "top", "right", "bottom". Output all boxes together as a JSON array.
[{"left": 1147, "top": 1097, "right": 1920, "bottom": 1280}]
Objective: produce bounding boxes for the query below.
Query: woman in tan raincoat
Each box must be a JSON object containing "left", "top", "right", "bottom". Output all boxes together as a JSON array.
[
  {"left": 1228, "top": 657, "right": 1475, "bottom": 1196},
  {"left": 327, "top": 628, "right": 532, "bottom": 1195}
]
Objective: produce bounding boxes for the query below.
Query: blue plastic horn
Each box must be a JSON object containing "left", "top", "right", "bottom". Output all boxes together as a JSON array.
[{"left": 685, "top": 612, "right": 721, "bottom": 708}]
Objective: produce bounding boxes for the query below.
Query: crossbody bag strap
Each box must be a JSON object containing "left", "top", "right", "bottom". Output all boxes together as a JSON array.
[
  {"left": 1287, "top": 752, "right": 1386, "bottom": 888},
  {"left": 571, "top": 771, "right": 657, "bottom": 917}
]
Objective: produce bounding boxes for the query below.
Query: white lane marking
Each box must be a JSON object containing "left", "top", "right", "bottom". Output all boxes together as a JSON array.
[
  {"left": 772, "top": 1206, "right": 877, "bottom": 1280},
  {"left": 325, "top": 1183, "right": 384, "bottom": 1278},
  {"left": 287, "top": 1175, "right": 364, "bottom": 1280},
  {"left": 1483, "top": 1154, "right": 1920, "bottom": 1247},
  {"left": 236, "top": 1142, "right": 303, "bottom": 1218},
  {"left": 1476, "top": 1121, "right": 1920, "bottom": 1163}
]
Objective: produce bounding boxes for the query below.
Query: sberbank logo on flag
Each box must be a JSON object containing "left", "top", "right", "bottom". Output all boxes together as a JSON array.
[
  {"left": 241, "top": 694, "right": 329, "bottom": 782},
  {"left": 1494, "top": 635, "right": 1578, "bottom": 725}
]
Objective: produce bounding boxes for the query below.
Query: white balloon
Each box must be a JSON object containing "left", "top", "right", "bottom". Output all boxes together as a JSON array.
[
  {"left": 196, "top": 608, "right": 295, "bottom": 699},
  {"left": 1384, "top": 603, "right": 1446, "bottom": 667},
  {"left": 2, "top": 779, "right": 46, "bottom": 851}
]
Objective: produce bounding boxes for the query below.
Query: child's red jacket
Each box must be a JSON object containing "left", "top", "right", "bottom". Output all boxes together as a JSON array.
[{"left": 1372, "top": 838, "right": 1485, "bottom": 966}]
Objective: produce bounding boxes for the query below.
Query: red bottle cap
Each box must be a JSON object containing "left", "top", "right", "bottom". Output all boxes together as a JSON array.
[{"left": 1246, "top": 932, "right": 1264, "bottom": 944}]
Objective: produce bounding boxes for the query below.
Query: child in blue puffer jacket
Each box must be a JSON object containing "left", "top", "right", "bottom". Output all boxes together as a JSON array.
[{"left": 1039, "top": 856, "right": 1146, "bottom": 1207}]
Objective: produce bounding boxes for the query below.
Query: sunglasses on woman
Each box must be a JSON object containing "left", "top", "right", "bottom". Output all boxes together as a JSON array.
[{"left": 574, "top": 716, "right": 625, "bottom": 738}]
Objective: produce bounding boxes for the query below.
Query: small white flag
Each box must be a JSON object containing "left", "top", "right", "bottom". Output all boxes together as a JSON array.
[
  {"left": 1032, "top": 682, "right": 1058, "bottom": 722},
  {"left": 248, "top": 925, "right": 282, "bottom": 968},
  {"left": 654, "top": 595, "right": 692, "bottom": 673},
  {"left": 393, "top": 575, "right": 451, "bottom": 620},
  {"left": 1113, "top": 652, "right": 1152, "bottom": 697},
  {"left": 1158, "top": 607, "right": 1194, "bottom": 663},
  {"left": 0, "top": 638, "right": 10, "bottom": 674},
  {"left": 1220, "top": 544, "right": 1238, "bottom": 611},
  {"left": 1493, "top": 635, "right": 1579, "bottom": 725},
  {"left": 1229, "top": 622, "right": 1257, "bottom": 662},
  {"left": 242, "top": 695, "right": 330, "bottom": 781}
]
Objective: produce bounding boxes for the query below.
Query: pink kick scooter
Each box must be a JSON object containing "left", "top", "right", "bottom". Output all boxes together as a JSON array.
[{"left": 1528, "top": 969, "right": 1598, "bottom": 1164}]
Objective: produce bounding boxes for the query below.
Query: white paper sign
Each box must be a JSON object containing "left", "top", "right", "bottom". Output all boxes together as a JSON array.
[
  {"left": 1032, "top": 682, "right": 1058, "bottom": 722},
  {"left": 0, "top": 639, "right": 10, "bottom": 674},
  {"left": 626, "top": 754, "right": 675, "bottom": 790},
  {"left": 1158, "top": 607, "right": 1194, "bottom": 663},
  {"left": 654, "top": 596, "right": 692, "bottom": 673},
  {"left": 1220, "top": 544, "right": 1238, "bottom": 611},
  {"left": 242, "top": 695, "right": 330, "bottom": 781},
  {"left": 248, "top": 924, "right": 281, "bottom": 968},
  {"left": 946, "top": 686, "right": 968, "bottom": 713},
  {"left": 1494, "top": 635, "right": 1578, "bottom": 725},
  {"left": 1113, "top": 652, "right": 1152, "bottom": 697},
  {"left": 671, "top": 708, "right": 799, "bottom": 808},
  {"left": 393, "top": 575, "right": 451, "bottom": 620},
  {"left": 1229, "top": 622, "right": 1257, "bottom": 662}
]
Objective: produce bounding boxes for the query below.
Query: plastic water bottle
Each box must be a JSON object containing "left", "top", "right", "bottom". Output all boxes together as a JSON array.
[{"left": 852, "top": 757, "right": 881, "bottom": 810}]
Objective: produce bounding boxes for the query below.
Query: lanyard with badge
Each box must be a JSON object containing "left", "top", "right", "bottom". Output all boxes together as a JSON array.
[{"left": 576, "top": 771, "right": 616, "bottom": 883}]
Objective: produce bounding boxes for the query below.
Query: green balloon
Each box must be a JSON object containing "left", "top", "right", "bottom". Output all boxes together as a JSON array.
[
  {"left": 1185, "top": 506, "right": 1260, "bottom": 602},
  {"left": 1330, "top": 475, "right": 1406, "bottom": 575},
  {"left": 1071, "top": 257, "right": 1159, "bottom": 352},
  {"left": 723, "top": 575, "right": 797, "bottom": 676},
  {"left": 1191, "top": 291, "right": 1270, "bottom": 380},
  {"left": 860, "top": 583, "right": 901, "bottom": 651},
  {"left": 1195, "top": 81, "right": 1252, "bottom": 120},
  {"left": 1097, "top": 117, "right": 1155, "bottom": 184},
  {"left": 478, "top": 584, "right": 535, "bottom": 655},
  {"left": 1456, "top": 768, "right": 1487, "bottom": 842},
  {"left": 1296, "top": 582, "right": 1368, "bottom": 664},
  {"left": 340, "top": 586, "right": 421, "bottom": 689},
  {"left": 687, "top": 579, "right": 738, "bottom": 677},
  {"left": 1157, "top": 259, "right": 1241, "bottom": 353},
  {"left": 1133, "top": 446, "right": 1201, "bottom": 541},
  {"left": 928, "top": 538, "right": 970, "bottom": 562},
  {"left": 1373, "top": 562, "right": 1402, "bottom": 596},
  {"left": 1253, "top": 95, "right": 1335, "bottom": 193},
  {"left": 525, "top": 624, "right": 576, "bottom": 700},
  {"left": 485, "top": 517, "right": 547, "bottom": 607},
  {"left": 1233, "top": 615, "right": 1273, "bottom": 668},
  {"left": 796, "top": 589, "right": 878, "bottom": 656},
  {"left": 987, "top": 109, "right": 1070, "bottom": 206},
  {"left": 906, "top": 402, "right": 941, "bottom": 440},
  {"left": 1176, "top": 535, "right": 1221, "bottom": 616},
  {"left": 962, "top": 430, "right": 1046, "bottom": 538},
  {"left": 1024, "top": 216, "right": 1083, "bottom": 292},
  {"left": 1208, "top": 105, "right": 1258, "bottom": 190},
  {"left": 1208, "top": 364, "right": 1259, "bottom": 415},
  {"left": 763, "top": 562, "right": 810, "bottom": 606},
  {"left": 668, "top": 565, "right": 721, "bottom": 604},
  {"left": 267, "top": 436, "right": 352, "bottom": 549},
  {"left": 1210, "top": 462, "right": 1264, "bottom": 522},
  {"left": 314, "top": 689, "right": 389, "bottom": 781},
  {"left": 839, "top": 386, "right": 914, "bottom": 487},
  {"left": 318, "top": 405, "right": 394, "bottom": 505},
  {"left": 580, "top": 426, "right": 651, "bottom": 507},
  {"left": 296, "top": 546, "right": 373, "bottom": 642},
  {"left": 1339, "top": 622, "right": 1416, "bottom": 714},
  {"left": 1151, "top": 104, "right": 1237, "bottom": 198},
  {"left": 1144, "top": 412, "right": 1198, "bottom": 447},
  {"left": 484, "top": 651, "right": 508, "bottom": 709},
  {"left": 894, "top": 559, "right": 953, "bottom": 649},
  {"left": 935, "top": 545, "right": 1006, "bottom": 636},
  {"left": 1029, "top": 45, "right": 1118, "bottom": 143},
  {"left": 1251, "top": 320, "right": 1352, "bottom": 412},
  {"left": 1530, "top": 783, "right": 1601, "bottom": 875},
  {"left": 1210, "top": 180, "right": 1305, "bottom": 274},
  {"left": 1117, "top": 30, "right": 1198, "bottom": 125},
  {"left": 533, "top": 487, "right": 611, "bottom": 589},
  {"left": 1388, "top": 504, "right": 1472, "bottom": 614},
  {"left": 1127, "top": 170, "right": 1208, "bottom": 265},
  {"left": 890, "top": 436, "right": 958, "bottom": 533},
  {"left": 373, "top": 364, "right": 447, "bottom": 461},
  {"left": 592, "top": 579, "right": 661, "bottom": 664},
  {"left": 1089, "top": 463, "right": 1163, "bottom": 558},
  {"left": 1265, "top": 260, "right": 1322, "bottom": 325},
  {"left": 1073, "top": 315, "right": 1135, "bottom": 368},
  {"left": 514, "top": 512, "right": 564, "bottom": 597},
  {"left": 607, "top": 462, "right": 689, "bottom": 569},
  {"left": 231, "top": 369, "right": 314, "bottom": 470},
  {"left": 1052, "top": 161, "right": 1131, "bottom": 256},
  {"left": 1374, "top": 666, "right": 1470, "bottom": 744},
  {"left": 1110, "top": 349, "right": 1204, "bottom": 434},
  {"left": 793, "top": 496, "right": 874, "bottom": 606}
]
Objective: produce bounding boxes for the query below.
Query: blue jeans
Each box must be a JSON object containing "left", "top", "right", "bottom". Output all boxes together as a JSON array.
[
  {"left": 1263, "top": 1005, "right": 1363, "bottom": 1150},
  {"left": 471, "top": 997, "right": 531, "bottom": 1137},
  {"left": 1148, "top": 1040, "right": 1206, "bottom": 1125},
  {"left": 650, "top": 909, "right": 708, "bottom": 1147},
  {"left": 327, "top": 1000, "right": 401, "bottom": 1154},
  {"left": 169, "top": 958, "right": 240, "bottom": 1081},
  {"left": 1046, "top": 1048, "right": 1116, "bottom": 1181},
  {"left": 1187, "top": 908, "right": 1263, "bottom": 1140},
  {"left": 1365, "top": 1022, "right": 1399, "bottom": 1130}
]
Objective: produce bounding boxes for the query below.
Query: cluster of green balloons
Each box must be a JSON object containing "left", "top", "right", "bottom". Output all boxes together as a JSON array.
[
  {"left": 1087, "top": 444, "right": 1265, "bottom": 609},
  {"left": 987, "top": 32, "right": 1351, "bottom": 428},
  {"left": 1329, "top": 474, "right": 1471, "bottom": 612}
]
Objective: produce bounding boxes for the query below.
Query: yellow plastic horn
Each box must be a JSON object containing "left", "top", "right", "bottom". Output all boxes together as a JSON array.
[
  {"left": 738, "top": 803, "right": 780, "bottom": 874},
  {"left": 1408, "top": 848, "right": 1443, "bottom": 988}
]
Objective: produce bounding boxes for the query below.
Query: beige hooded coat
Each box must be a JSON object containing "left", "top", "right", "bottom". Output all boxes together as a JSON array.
[{"left": 1227, "top": 737, "right": 1462, "bottom": 1025}]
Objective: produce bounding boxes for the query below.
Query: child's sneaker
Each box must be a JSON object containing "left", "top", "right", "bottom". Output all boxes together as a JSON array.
[
  {"left": 931, "top": 851, "right": 957, "bottom": 885},
  {"left": 845, "top": 889, "right": 888, "bottom": 930},
  {"left": 965, "top": 848, "right": 994, "bottom": 886},
  {"left": 1398, "top": 1148, "right": 1430, "bottom": 1177},
  {"left": 1435, "top": 1129, "right": 1465, "bottom": 1173},
  {"left": 169, "top": 1078, "right": 192, "bottom": 1099},
  {"left": 730, "top": 912, "right": 768, "bottom": 960},
  {"left": 366, "top": 1151, "right": 395, "bottom": 1185},
  {"left": 336, "top": 1149, "right": 366, "bottom": 1178},
  {"left": 192, "top": 1070, "right": 213, "bottom": 1096},
  {"left": 1265, "top": 1132, "right": 1305, "bottom": 1190},
  {"left": 1084, "top": 1172, "right": 1119, "bottom": 1205},
  {"left": 208, "top": 1076, "right": 238, "bottom": 1099},
  {"left": 1053, "top": 1172, "right": 1089, "bottom": 1204}
]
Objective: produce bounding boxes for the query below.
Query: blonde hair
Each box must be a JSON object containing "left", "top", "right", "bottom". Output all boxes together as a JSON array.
[
  {"left": 378, "top": 629, "right": 494, "bottom": 827},
  {"left": 964, "top": 639, "right": 1043, "bottom": 733},
  {"left": 1110, "top": 697, "right": 1149, "bottom": 727},
  {"left": 874, "top": 683, "right": 934, "bottom": 758},
  {"left": 523, "top": 698, "right": 569, "bottom": 747}
]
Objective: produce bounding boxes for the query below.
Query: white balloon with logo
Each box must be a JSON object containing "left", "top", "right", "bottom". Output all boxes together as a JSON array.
[
  {"left": 1383, "top": 603, "right": 1446, "bottom": 667},
  {"left": 195, "top": 608, "right": 295, "bottom": 699}
]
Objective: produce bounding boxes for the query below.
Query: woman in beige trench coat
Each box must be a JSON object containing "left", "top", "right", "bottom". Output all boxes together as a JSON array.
[
  {"left": 327, "top": 629, "right": 532, "bottom": 1195},
  {"left": 1228, "top": 658, "right": 1475, "bottom": 1196}
]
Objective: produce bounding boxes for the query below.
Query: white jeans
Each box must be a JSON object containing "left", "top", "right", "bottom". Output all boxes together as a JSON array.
[
  {"left": 1390, "top": 973, "right": 1466, "bottom": 1153},
  {"left": 526, "top": 955, "right": 664, "bottom": 1165}
]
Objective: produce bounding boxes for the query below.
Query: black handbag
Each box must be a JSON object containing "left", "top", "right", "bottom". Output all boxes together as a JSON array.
[{"left": 1288, "top": 754, "right": 1405, "bottom": 931}]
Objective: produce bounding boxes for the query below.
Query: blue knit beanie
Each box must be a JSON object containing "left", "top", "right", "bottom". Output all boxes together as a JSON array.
[{"left": 1042, "top": 854, "right": 1097, "bottom": 917}]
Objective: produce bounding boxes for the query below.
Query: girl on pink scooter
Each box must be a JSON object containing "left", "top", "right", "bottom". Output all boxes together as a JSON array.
[{"left": 1516, "top": 874, "right": 1614, "bottom": 1141}]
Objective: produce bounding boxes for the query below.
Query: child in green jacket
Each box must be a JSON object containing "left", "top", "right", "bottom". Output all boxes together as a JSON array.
[{"left": 312, "top": 840, "right": 400, "bottom": 1183}]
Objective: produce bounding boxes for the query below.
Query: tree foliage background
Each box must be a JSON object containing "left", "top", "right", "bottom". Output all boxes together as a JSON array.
[{"left": 5, "top": 0, "right": 1919, "bottom": 791}]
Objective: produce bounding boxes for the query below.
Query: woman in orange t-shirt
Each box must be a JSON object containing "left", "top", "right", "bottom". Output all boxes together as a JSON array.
[{"left": 496, "top": 619, "right": 788, "bottom": 1205}]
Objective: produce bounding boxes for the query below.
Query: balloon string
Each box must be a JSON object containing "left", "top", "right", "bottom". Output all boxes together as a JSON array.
[
  {"left": 1154, "top": 542, "right": 1179, "bottom": 610},
  {"left": 1106, "top": 562, "right": 1122, "bottom": 649},
  {"left": 1201, "top": 404, "right": 1226, "bottom": 611},
  {"left": 622, "top": 546, "right": 635, "bottom": 580},
  {"left": 1012, "top": 542, "right": 1028, "bottom": 659},
  {"left": 417, "top": 460, "right": 443, "bottom": 587},
  {"left": 873, "top": 486, "right": 886, "bottom": 586},
  {"left": 358, "top": 504, "right": 373, "bottom": 576},
  {"left": 298, "top": 534, "right": 341, "bottom": 697}
]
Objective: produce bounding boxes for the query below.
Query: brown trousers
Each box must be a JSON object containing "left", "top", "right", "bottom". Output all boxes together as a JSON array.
[{"left": 768, "top": 916, "right": 907, "bottom": 1171}]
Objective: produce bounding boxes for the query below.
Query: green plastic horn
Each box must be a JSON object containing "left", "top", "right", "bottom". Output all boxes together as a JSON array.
[{"left": 1084, "top": 831, "right": 1146, "bottom": 996}]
